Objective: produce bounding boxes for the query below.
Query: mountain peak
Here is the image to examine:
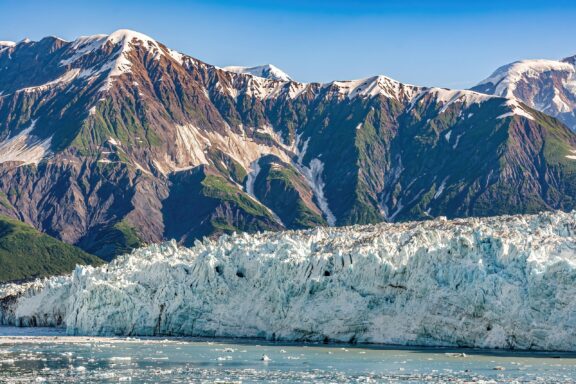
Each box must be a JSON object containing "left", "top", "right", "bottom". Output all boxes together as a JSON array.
[
  {"left": 59, "top": 29, "right": 168, "bottom": 90},
  {"left": 223, "top": 64, "right": 292, "bottom": 81},
  {"left": 66, "top": 29, "right": 160, "bottom": 57},
  {"left": 475, "top": 59, "right": 575, "bottom": 98},
  {"left": 472, "top": 56, "right": 576, "bottom": 131},
  {"left": 106, "top": 29, "right": 158, "bottom": 46}
]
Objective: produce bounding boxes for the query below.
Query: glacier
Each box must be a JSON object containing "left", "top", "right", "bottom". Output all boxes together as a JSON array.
[{"left": 2, "top": 211, "right": 576, "bottom": 350}]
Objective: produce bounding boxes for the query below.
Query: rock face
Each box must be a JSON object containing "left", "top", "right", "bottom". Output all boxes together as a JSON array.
[
  {"left": 2, "top": 29, "right": 576, "bottom": 260},
  {"left": 473, "top": 56, "right": 576, "bottom": 131},
  {"left": 2, "top": 211, "right": 576, "bottom": 350}
]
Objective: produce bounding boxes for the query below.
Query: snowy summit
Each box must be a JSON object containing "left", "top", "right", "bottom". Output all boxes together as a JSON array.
[{"left": 223, "top": 64, "right": 292, "bottom": 81}]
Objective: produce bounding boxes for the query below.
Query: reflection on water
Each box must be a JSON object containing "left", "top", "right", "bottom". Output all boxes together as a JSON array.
[{"left": 0, "top": 327, "right": 575, "bottom": 383}]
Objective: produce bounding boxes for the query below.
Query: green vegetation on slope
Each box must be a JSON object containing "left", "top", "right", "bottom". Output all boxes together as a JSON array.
[
  {"left": 201, "top": 175, "right": 273, "bottom": 218},
  {"left": 78, "top": 220, "right": 143, "bottom": 262},
  {"left": 253, "top": 158, "right": 326, "bottom": 228},
  {"left": 162, "top": 167, "right": 283, "bottom": 246},
  {"left": 0, "top": 215, "right": 104, "bottom": 283}
]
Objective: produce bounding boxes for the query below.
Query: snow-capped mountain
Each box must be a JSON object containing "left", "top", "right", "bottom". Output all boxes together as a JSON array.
[
  {"left": 223, "top": 64, "right": 292, "bottom": 81},
  {"left": 472, "top": 56, "right": 576, "bottom": 130},
  {"left": 1, "top": 29, "right": 576, "bottom": 263},
  {"left": 2, "top": 210, "right": 576, "bottom": 350}
]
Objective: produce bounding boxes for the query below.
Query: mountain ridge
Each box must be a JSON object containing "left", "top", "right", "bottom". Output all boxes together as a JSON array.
[
  {"left": 222, "top": 64, "right": 292, "bottom": 81},
  {"left": 1, "top": 29, "right": 576, "bottom": 261}
]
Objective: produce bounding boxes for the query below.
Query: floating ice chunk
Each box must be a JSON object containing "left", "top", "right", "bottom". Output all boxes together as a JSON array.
[{"left": 261, "top": 354, "right": 271, "bottom": 362}]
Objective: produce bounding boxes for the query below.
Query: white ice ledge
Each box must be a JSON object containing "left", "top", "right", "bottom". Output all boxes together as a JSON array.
[{"left": 2, "top": 211, "right": 576, "bottom": 351}]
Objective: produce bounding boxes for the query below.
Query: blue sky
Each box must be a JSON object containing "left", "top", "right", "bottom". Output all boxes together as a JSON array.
[{"left": 1, "top": 0, "right": 575, "bottom": 88}]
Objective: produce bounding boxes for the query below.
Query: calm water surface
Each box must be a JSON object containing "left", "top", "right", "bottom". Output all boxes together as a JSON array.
[{"left": 0, "top": 327, "right": 575, "bottom": 383}]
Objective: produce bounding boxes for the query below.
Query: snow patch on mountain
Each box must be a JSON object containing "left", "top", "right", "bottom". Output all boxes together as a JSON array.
[
  {"left": 224, "top": 75, "right": 299, "bottom": 101},
  {"left": 245, "top": 159, "right": 261, "bottom": 198},
  {"left": 60, "top": 35, "right": 107, "bottom": 66},
  {"left": 0, "top": 120, "right": 52, "bottom": 165},
  {"left": 106, "top": 29, "right": 158, "bottom": 49},
  {"left": 0, "top": 41, "right": 15, "bottom": 54},
  {"left": 223, "top": 64, "right": 292, "bottom": 81},
  {"left": 565, "top": 150, "right": 576, "bottom": 160},
  {"left": 293, "top": 134, "right": 309, "bottom": 165},
  {"left": 62, "top": 30, "right": 161, "bottom": 65},
  {"left": 477, "top": 59, "right": 575, "bottom": 98},
  {"left": 497, "top": 100, "right": 535, "bottom": 121},
  {"left": 433, "top": 177, "right": 448, "bottom": 199},
  {"left": 242, "top": 157, "right": 285, "bottom": 226},
  {"left": 292, "top": 134, "right": 335, "bottom": 225},
  {"left": 4, "top": 211, "right": 576, "bottom": 350},
  {"left": 16, "top": 68, "right": 81, "bottom": 94},
  {"left": 59, "top": 29, "right": 166, "bottom": 92},
  {"left": 107, "top": 137, "right": 120, "bottom": 146},
  {"left": 300, "top": 158, "right": 336, "bottom": 226},
  {"left": 474, "top": 57, "right": 576, "bottom": 130},
  {"left": 167, "top": 48, "right": 188, "bottom": 66},
  {"left": 432, "top": 89, "right": 495, "bottom": 112},
  {"left": 329, "top": 76, "right": 422, "bottom": 102}
]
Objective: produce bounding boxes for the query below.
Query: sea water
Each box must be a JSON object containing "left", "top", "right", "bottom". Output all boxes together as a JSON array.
[{"left": 0, "top": 328, "right": 575, "bottom": 383}]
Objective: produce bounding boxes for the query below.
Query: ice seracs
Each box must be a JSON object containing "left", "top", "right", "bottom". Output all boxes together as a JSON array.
[{"left": 3, "top": 211, "right": 576, "bottom": 351}]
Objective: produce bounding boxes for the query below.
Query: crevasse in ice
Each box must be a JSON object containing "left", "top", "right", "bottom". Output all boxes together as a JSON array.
[{"left": 2, "top": 211, "right": 576, "bottom": 350}]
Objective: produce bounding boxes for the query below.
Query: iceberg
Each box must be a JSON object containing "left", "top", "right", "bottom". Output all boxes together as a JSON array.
[{"left": 2, "top": 211, "right": 576, "bottom": 350}]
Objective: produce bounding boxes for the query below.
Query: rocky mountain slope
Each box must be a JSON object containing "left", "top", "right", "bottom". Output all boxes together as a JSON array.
[
  {"left": 472, "top": 56, "right": 576, "bottom": 131},
  {"left": 1, "top": 29, "right": 576, "bottom": 260},
  {"left": 2, "top": 211, "right": 576, "bottom": 350}
]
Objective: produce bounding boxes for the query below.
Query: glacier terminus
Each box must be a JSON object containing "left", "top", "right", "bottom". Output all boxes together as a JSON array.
[{"left": 1, "top": 211, "right": 576, "bottom": 351}]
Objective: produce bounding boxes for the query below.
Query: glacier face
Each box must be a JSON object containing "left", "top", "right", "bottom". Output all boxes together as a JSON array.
[{"left": 2, "top": 211, "right": 576, "bottom": 350}]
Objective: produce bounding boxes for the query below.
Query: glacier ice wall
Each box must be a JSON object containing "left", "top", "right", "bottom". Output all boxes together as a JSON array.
[{"left": 2, "top": 211, "right": 576, "bottom": 350}]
